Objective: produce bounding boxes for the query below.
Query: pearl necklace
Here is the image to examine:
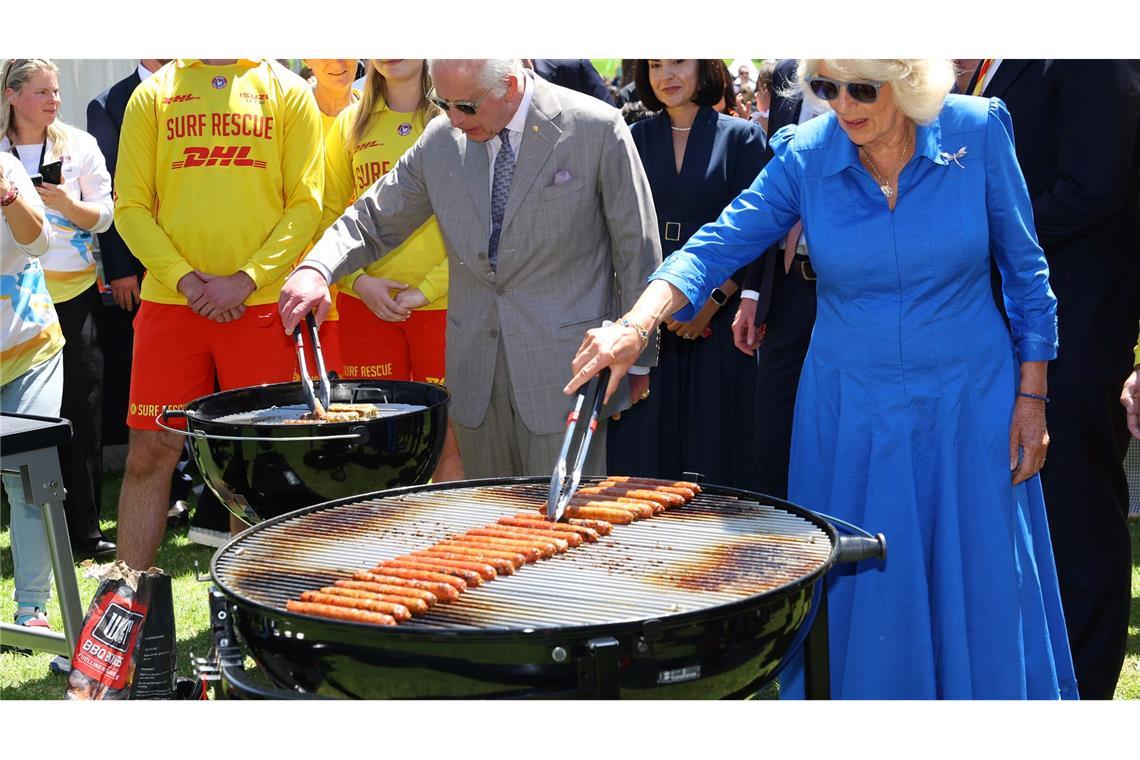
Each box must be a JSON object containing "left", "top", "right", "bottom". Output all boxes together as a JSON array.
[
  {"left": 670, "top": 125, "right": 693, "bottom": 132},
  {"left": 861, "top": 130, "right": 913, "bottom": 200}
]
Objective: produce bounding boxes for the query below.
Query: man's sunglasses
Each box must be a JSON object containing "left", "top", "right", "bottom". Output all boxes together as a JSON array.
[
  {"left": 428, "top": 84, "right": 495, "bottom": 115},
  {"left": 806, "top": 76, "right": 885, "bottom": 105}
]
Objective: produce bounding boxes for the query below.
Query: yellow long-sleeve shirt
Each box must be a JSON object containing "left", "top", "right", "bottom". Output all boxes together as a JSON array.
[
  {"left": 115, "top": 59, "right": 323, "bottom": 306},
  {"left": 319, "top": 100, "right": 447, "bottom": 308}
]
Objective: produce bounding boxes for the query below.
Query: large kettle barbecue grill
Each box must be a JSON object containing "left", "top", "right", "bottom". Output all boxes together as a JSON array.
[{"left": 202, "top": 478, "right": 885, "bottom": 699}]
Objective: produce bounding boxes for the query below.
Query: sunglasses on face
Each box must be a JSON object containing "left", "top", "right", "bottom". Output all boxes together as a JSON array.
[
  {"left": 428, "top": 84, "right": 495, "bottom": 115},
  {"left": 806, "top": 75, "right": 885, "bottom": 105}
]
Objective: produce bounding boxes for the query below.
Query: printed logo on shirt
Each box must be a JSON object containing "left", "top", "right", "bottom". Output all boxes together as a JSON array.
[
  {"left": 397, "top": 122, "right": 412, "bottom": 136},
  {"left": 239, "top": 92, "right": 269, "bottom": 102},
  {"left": 211, "top": 76, "right": 228, "bottom": 89},
  {"left": 171, "top": 145, "right": 266, "bottom": 169},
  {"left": 354, "top": 139, "right": 383, "bottom": 154},
  {"left": 354, "top": 160, "right": 392, "bottom": 191},
  {"left": 162, "top": 93, "right": 200, "bottom": 105}
]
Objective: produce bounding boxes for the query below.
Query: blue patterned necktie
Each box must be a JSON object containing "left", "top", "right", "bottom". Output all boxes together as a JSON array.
[{"left": 488, "top": 127, "right": 515, "bottom": 271}]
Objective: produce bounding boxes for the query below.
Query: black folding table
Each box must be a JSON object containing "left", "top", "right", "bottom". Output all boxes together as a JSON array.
[{"left": 0, "top": 412, "right": 83, "bottom": 656}]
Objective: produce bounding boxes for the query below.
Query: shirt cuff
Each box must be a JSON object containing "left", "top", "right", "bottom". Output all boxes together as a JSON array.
[
  {"left": 1016, "top": 337, "right": 1058, "bottom": 363},
  {"left": 740, "top": 289, "right": 759, "bottom": 301},
  {"left": 294, "top": 261, "right": 333, "bottom": 284},
  {"left": 628, "top": 365, "right": 649, "bottom": 375}
]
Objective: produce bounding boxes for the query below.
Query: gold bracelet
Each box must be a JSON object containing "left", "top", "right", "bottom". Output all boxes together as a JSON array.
[{"left": 618, "top": 317, "right": 650, "bottom": 349}]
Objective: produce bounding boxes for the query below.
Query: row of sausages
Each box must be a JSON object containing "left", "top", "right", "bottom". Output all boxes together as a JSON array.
[{"left": 285, "top": 476, "right": 701, "bottom": 626}]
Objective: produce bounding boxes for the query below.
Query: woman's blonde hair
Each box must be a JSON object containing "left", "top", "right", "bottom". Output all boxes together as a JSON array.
[
  {"left": 797, "top": 59, "right": 955, "bottom": 125},
  {"left": 349, "top": 60, "right": 440, "bottom": 149},
  {"left": 2, "top": 58, "right": 70, "bottom": 158}
]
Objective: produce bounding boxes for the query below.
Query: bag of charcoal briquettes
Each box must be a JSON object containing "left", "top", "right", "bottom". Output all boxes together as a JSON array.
[{"left": 65, "top": 561, "right": 177, "bottom": 700}]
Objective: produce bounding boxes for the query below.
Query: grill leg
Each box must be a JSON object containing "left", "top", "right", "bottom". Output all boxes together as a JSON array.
[{"left": 802, "top": 580, "right": 831, "bottom": 700}]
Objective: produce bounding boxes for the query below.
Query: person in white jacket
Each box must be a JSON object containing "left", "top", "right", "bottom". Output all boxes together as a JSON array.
[
  {"left": 0, "top": 150, "right": 63, "bottom": 633},
  {"left": 2, "top": 58, "right": 115, "bottom": 558}
]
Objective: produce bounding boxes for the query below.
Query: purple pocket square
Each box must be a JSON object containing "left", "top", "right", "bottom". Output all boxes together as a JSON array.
[{"left": 553, "top": 170, "right": 573, "bottom": 185}]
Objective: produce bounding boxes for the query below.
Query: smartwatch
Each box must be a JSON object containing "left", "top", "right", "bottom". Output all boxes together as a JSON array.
[{"left": 709, "top": 287, "right": 728, "bottom": 306}]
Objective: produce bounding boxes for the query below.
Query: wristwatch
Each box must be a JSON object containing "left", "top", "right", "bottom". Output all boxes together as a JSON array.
[{"left": 709, "top": 287, "right": 728, "bottom": 307}]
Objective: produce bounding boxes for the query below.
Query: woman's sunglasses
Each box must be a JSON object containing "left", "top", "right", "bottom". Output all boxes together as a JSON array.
[
  {"left": 427, "top": 84, "right": 495, "bottom": 116},
  {"left": 806, "top": 76, "right": 885, "bottom": 105}
]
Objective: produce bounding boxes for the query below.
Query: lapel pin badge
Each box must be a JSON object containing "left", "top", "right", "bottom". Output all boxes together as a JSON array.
[
  {"left": 940, "top": 146, "right": 968, "bottom": 168},
  {"left": 532, "top": 125, "right": 539, "bottom": 133}
]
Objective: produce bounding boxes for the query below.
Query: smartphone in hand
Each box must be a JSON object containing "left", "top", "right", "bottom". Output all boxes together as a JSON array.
[{"left": 39, "top": 160, "right": 63, "bottom": 185}]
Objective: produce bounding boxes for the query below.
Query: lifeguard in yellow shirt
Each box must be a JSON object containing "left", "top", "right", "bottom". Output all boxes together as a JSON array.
[
  {"left": 320, "top": 58, "right": 462, "bottom": 480},
  {"left": 114, "top": 59, "right": 323, "bottom": 570}
]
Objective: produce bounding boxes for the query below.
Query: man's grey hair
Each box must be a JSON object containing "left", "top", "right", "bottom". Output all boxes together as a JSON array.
[{"left": 427, "top": 59, "right": 524, "bottom": 96}]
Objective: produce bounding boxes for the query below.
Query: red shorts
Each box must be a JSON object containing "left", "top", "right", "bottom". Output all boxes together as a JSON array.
[
  {"left": 127, "top": 302, "right": 295, "bottom": 430},
  {"left": 336, "top": 292, "right": 446, "bottom": 384}
]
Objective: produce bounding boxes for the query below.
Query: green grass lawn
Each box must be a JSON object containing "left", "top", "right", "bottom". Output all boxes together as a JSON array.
[{"left": 2, "top": 472, "right": 1138, "bottom": 699}]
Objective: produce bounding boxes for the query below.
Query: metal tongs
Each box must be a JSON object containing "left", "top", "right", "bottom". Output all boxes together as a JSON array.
[
  {"left": 293, "top": 313, "right": 333, "bottom": 417},
  {"left": 548, "top": 368, "right": 611, "bottom": 521}
]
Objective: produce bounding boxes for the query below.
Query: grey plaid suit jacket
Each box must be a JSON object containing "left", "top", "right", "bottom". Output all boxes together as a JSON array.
[{"left": 307, "top": 76, "right": 662, "bottom": 435}]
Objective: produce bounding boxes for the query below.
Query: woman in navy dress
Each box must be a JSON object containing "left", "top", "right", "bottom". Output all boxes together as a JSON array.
[
  {"left": 606, "top": 59, "right": 766, "bottom": 489},
  {"left": 571, "top": 59, "right": 1078, "bottom": 699}
]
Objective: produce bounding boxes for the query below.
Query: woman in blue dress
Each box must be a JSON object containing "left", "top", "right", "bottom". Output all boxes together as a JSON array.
[
  {"left": 607, "top": 59, "right": 767, "bottom": 489},
  {"left": 567, "top": 59, "right": 1078, "bottom": 699}
]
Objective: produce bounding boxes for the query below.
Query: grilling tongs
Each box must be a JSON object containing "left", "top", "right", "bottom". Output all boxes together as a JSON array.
[
  {"left": 293, "top": 312, "right": 333, "bottom": 417},
  {"left": 548, "top": 367, "right": 611, "bottom": 522}
]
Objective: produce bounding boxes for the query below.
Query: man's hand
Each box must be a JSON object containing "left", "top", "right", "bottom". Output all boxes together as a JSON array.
[
  {"left": 565, "top": 321, "right": 646, "bottom": 404},
  {"left": 732, "top": 298, "right": 763, "bottom": 356},
  {"left": 189, "top": 271, "right": 256, "bottom": 320},
  {"left": 279, "top": 266, "right": 331, "bottom": 333},
  {"left": 611, "top": 373, "right": 651, "bottom": 421},
  {"left": 355, "top": 275, "right": 412, "bottom": 322},
  {"left": 109, "top": 275, "right": 141, "bottom": 311},
  {"left": 1122, "top": 367, "right": 1140, "bottom": 439},
  {"left": 394, "top": 286, "right": 429, "bottom": 311}
]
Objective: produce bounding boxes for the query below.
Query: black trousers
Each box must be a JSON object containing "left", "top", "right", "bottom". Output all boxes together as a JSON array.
[
  {"left": 1039, "top": 378, "right": 1133, "bottom": 699},
  {"left": 54, "top": 284, "right": 105, "bottom": 546},
  {"left": 751, "top": 260, "right": 816, "bottom": 500}
]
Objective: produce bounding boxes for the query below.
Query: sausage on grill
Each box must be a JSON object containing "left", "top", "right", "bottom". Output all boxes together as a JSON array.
[
  {"left": 355, "top": 568, "right": 467, "bottom": 594},
  {"left": 320, "top": 586, "right": 432, "bottom": 616},
  {"left": 332, "top": 579, "right": 438, "bottom": 606},
  {"left": 565, "top": 497, "right": 653, "bottom": 519},
  {"left": 378, "top": 559, "right": 484, "bottom": 587},
  {"left": 566, "top": 517, "right": 614, "bottom": 535},
  {"left": 453, "top": 533, "right": 558, "bottom": 559},
  {"left": 477, "top": 524, "right": 579, "bottom": 549},
  {"left": 420, "top": 544, "right": 526, "bottom": 570},
  {"left": 414, "top": 549, "right": 513, "bottom": 574},
  {"left": 443, "top": 538, "right": 542, "bottom": 564},
  {"left": 343, "top": 575, "right": 459, "bottom": 603},
  {"left": 546, "top": 504, "right": 634, "bottom": 524},
  {"left": 599, "top": 479, "right": 696, "bottom": 501},
  {"left": 497, "top": 518, "right": 601, "bottom": 542},
  {"left": 464, "top": 528, "right": 565, "bottom": 555},
  {"left": 286, "top": 600, "right": 396, "bottom": 626},
  {"left": 578, "top": 486, "right": 682, "bottom": 509},
  {"left": 602, "top": 476, "right": 701, "bottom": 495},
  {"left": 299, "top": 591, "right": 412, "bottom": 622}
]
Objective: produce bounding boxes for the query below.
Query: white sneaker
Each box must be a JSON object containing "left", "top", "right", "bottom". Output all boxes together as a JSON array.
[{"left": 187, "top": 526, "right": 229, "bottom": 548}]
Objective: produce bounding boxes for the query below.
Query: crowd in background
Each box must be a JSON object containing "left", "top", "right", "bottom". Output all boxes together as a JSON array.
[{"left": 2, "top": 57, "right": 1138, "bottom": 700}]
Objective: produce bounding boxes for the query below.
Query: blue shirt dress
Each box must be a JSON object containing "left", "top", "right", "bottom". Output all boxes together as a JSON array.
[{"left": 652, "top": 95, "right": 1079, "bottom": 699}]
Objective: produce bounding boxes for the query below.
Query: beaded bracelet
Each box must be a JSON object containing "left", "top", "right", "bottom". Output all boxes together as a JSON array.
[
  {"left": 0, "top": 184, "right": 18, "bottom": 207},
  {"left": 1017, "top": 391, "right": 1050, "bottom": 403}
]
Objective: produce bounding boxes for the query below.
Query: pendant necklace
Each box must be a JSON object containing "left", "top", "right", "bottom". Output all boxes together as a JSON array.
[{"left": 861, "top": 129, "right": 913, "bottom": 200}]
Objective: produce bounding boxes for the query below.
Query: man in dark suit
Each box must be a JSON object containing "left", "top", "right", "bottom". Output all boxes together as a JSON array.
[
  {"left": 731, "top": 59, "right": 821, "bottom": 500},
  {"left": 529, "top": 60, "right": 615, "bottom": 105},
  {"left": 967, "top": 59, "right": 1140, "bottom": 699}
]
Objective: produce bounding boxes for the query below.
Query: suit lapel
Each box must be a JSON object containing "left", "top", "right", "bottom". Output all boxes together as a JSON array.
[
  {"left": 501, "top": 80, "right": 561, "bottom": 233},
  {"left": 983, "top": 60, "right": 1031, "bottom": 98},
  {"left": 460, "top": 133, "right": 491, "bottom": 235}
]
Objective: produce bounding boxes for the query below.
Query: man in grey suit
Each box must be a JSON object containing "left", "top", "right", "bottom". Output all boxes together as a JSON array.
[{"left": 280, "top": 59, "right": 661, "bottom": 477}]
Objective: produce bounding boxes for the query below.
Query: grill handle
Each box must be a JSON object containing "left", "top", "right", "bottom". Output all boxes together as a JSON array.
[{"left": 835, "top": 533, "right": 887, "bottom": 565}]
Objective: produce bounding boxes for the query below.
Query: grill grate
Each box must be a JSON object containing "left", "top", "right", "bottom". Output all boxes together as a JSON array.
[{"left": 213, "top": 481, "right": 833, "bottom": 630}]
